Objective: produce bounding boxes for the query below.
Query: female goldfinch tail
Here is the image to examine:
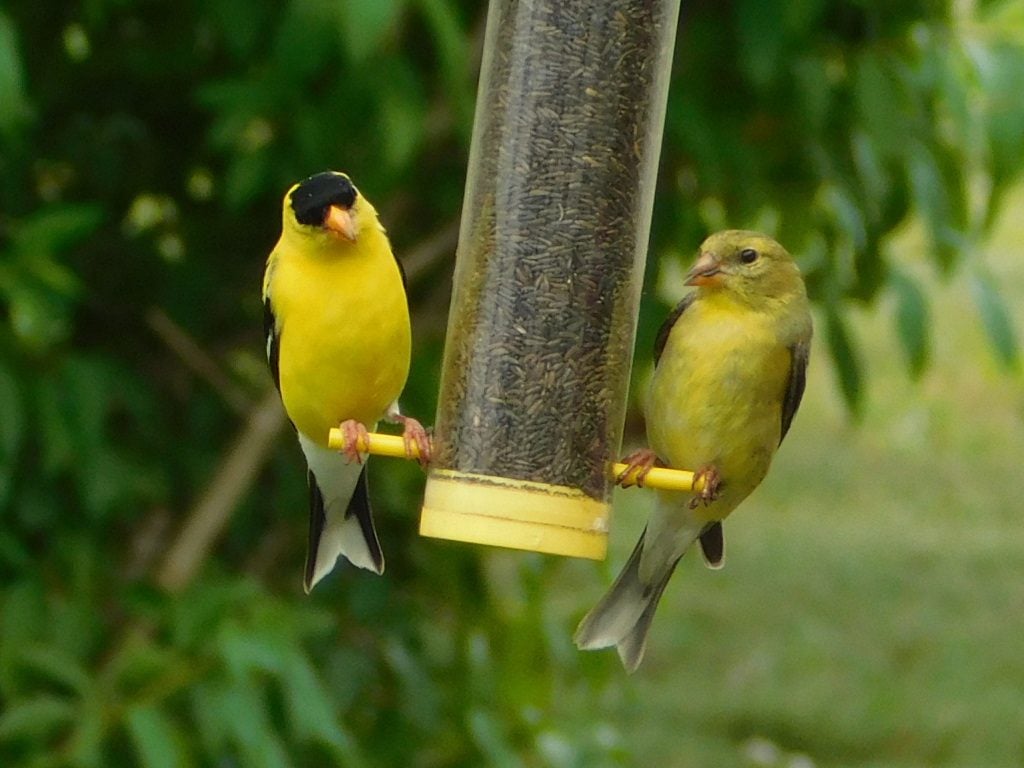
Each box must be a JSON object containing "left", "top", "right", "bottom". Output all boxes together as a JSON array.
[{"left": 573, "top": 528, "right": 680, "bottom": 673}]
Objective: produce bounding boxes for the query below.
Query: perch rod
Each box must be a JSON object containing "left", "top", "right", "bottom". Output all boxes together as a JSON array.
[{"left": 326, "top": 429, "right": 703, "bottom": 493}]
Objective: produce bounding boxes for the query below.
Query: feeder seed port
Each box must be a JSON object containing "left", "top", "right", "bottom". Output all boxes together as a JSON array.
[{"left": 326, "top": 428, "right": 704, "bottom": 494}]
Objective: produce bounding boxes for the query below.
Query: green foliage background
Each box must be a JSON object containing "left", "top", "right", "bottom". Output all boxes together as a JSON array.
[{"left": 0, "top": 1, "right": 1022, "bottom": 766}]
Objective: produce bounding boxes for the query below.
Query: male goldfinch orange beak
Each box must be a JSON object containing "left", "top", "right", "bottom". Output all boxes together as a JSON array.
[
  {"left": 324, "top": 204, "right": 356, "bottom": 240},
  {"left": 575, "top": 230, "right": 813, "bottom": 671},
  {"left": 262, "top": 171, "right": 431, "bottom": 592}
]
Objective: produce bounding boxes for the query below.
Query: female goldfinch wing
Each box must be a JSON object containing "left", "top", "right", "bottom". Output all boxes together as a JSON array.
[
  {"left": 575, "top": 230, "right": 812, "bottom": 671},
  {"left": 262, "top": 171, "right": 429, "bottom": 593}
]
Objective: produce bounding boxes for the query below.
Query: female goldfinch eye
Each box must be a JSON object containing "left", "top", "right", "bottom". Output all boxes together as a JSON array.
[{"left": 740, "top": 248, "right": 759, "bottom": 264}]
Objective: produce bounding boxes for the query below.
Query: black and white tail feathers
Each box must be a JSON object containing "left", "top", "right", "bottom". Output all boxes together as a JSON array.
[{"left": 298, "top": 433, "right": 383, "bottom": 592}]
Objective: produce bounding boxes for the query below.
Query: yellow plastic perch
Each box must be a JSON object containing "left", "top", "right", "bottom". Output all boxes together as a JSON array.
[{"left": 326, "top": 428, "right": 703, "bottom": 494}]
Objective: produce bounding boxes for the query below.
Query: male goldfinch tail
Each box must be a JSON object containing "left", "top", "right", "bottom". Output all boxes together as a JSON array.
[
  {"left": 298, "top": 433, "right": 384, "bottom": 593},
  {"left": 573, "top": 528, "right": 681, "bottom": 673}
]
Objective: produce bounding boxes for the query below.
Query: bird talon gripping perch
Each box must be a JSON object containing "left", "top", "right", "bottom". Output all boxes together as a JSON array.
[
  {"left": 688, "top": 464, "right": 722, "bottom": 508},
  {"left": 616, "top": 448, "right": 663, "bottom": 488},
  {"left": 337, "top": 419, "right": 371, "bottom": 465}
]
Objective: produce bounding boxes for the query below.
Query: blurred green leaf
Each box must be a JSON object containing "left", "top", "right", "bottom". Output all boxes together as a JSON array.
[
  {"left": 0, "top": 695, "right": 75, "bottom": 740},
  {"left": 0, "top": 205, "right": 102, "bottom": 350},
  {"left": 15, "top": 646, "right": 91, "bottom": 697},
  {"left": 280, "top": 648, "right": 368, "bottom": 767},
  {"left": 907, "top": 145, "right": 967, "bottom": 272},
  {"left": 0, "top": 11, "right": 30, "bottom": 140},
  {"left": 378, "top": 60, "right": 428, "bottom": 172},
  {"left": 854, "top": 52, "right": 911, "bottom": 160},
  {"left": 9, "top": 204, "right": 104, "bottom": 266},
  {"left": 208, "top": 0, "right": 272, "bottom": 60},
  {"left": 0, "top": 582, "right": 45, "bottom": 683},
  {"left": 383, "top": 637, "right": 442, "bottom": 731},
  {"left": 221, "top": 679, "right": 291, "bottom": 768},
  {"left": 7, "top": 288, "right": 74, "bottom": 350},
  {"left": 468, "top": 708, "right": 524, "bottom": 768},
  {"left": 850, "top": 131, "right": 888, "bottom": 212},
  {"left": 736, "top": 0, "right": 785, "bottom": 88},
  {"left": 825, "top": 305, "right": 864, "bottom": 416},
  {"left": 339, "top": 0, "right": 401, "bottom": 63},
  {"left": 970, "top": 271, "right": 1021, "bottom": 372},
  {"left": 126, "top": 705, "right": 188, "bottom": 768},
  {"left": 415, "top": 0, "right": 473, "bottom": 133},
  {"left": 67, "top": 693, "right": 107, "bottom": 768},
  {"left": 0, "top": 364, "right": 23, "bottom": 508},
  {"left": 891, "top": 271, "right": 930, "bottom": 378}
]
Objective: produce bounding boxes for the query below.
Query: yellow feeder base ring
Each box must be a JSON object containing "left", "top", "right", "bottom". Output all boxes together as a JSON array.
[{"left": 420, "top": 470, "right": 609, "bottom": 560}]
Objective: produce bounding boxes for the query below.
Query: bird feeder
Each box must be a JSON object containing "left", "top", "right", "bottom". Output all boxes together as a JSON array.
[{"left": 418, "top": 0, "right": 682, "bottom": 559}]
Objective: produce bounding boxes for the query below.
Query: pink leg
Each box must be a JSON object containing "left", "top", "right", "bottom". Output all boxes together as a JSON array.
[
  {"left": 390, "top": 414, "right": 432, "bottom": 469},
  {"left": 337, "top": 419, "right": 371, "bottom": 464},
  {"left": 616, "top": 448, "right": 663, "bottom": 488}
]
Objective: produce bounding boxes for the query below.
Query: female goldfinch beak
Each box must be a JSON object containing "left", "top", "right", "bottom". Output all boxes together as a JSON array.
[
  {"left": 684, "top": 251, "right": 723, "bottom": 287},
  {"left": 325, "top": 204, "right": 357, "bottom": 241}
]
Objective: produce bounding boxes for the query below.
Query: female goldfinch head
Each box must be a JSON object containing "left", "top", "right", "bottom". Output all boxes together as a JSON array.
[
  {"left": 684, "top": 229, "right": 806, "bottom": 305},
  {"left": 282, "top": 171, "right": 380, "bottom": 244}
]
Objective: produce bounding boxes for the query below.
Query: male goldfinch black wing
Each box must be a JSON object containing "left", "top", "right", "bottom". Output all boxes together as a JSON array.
[
  {"left": 262, "top": 171, "right": 430, "bottom": 592},
  {"left": 576, "top": 231, "right": 812, "bottom": 671}
]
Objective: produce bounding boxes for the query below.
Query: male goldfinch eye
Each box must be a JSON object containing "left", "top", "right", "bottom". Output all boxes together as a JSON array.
[{"left": 262, "top": 170, "right": 431, "bottom": 593}]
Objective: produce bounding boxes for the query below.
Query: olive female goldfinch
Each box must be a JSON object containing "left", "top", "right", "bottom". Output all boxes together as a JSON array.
[
  {"left": 263, "top": 171, "right": 430, "bottom": 592},
  {"left": 575, "top": 230, "right": 812, "bottom": 671}
]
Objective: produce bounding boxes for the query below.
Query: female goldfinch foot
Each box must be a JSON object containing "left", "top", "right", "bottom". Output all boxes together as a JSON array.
[
  {"left": 616, "top": 448, "right": 662, "bottom": 488},
  {"left": 689, "top": 464, "right": 722, "bottom": 508}
]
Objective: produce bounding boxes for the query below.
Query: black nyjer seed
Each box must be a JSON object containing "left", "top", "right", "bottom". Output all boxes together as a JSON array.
[
  {"left": 290, "top": 172, "right": 358, "bottom": 227},
  {"left": 432, "top": 0, "right": 678, "bottom": 501}
]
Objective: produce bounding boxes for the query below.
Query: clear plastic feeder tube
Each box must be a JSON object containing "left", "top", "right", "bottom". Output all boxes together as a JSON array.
[{"left": 421, "top": 0, "right": 681, "bottom": 559}]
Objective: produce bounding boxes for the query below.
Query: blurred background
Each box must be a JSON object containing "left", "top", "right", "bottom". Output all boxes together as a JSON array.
[{"left": 1, "top": 0, "right": 1023, "bottom": 766}]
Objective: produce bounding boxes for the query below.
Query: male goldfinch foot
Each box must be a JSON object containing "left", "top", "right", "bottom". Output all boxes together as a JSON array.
[
  {"left": 338, "top": 419, "right": 372, "bottom": 464},
  {"left": 386, "top": 411, "right": 432, "bottom": 468}
]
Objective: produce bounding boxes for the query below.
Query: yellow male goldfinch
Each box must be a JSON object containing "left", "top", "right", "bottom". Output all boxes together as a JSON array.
[
  {"left": 262, "top": 171, "right": 430, "bottom": 592},
  {"left": 575, "top": 230, "right": 812, "bottom": 671}
]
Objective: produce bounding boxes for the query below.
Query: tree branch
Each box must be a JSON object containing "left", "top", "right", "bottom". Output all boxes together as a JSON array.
[{"left": 155, "top": 390, "right": 287, "bottom": 593}]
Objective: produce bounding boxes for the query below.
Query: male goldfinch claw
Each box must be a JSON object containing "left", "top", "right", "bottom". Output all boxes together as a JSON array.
[
  {"left": 338, "top": 419, "right": 371, "bottom": 464},
  {"left": 616, "top": 448, "right": 662, "bottom": 488},
  {"left": 397, "top": 414, "right": 432, "bottom": 468}
]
